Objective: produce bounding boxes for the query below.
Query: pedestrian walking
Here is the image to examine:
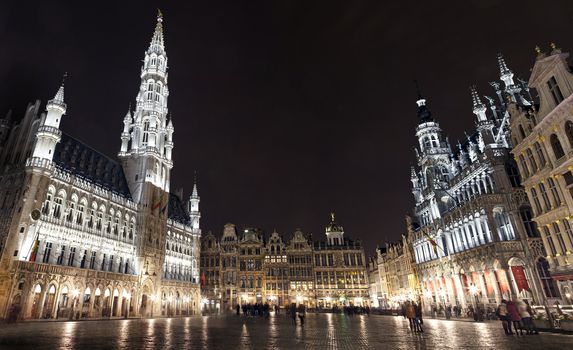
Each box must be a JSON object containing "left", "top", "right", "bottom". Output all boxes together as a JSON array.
[
  {"left": 298, "top": 304, "right": 306, "bottom": 326},
  {"left": 289, "top": 303, "right": 297, "bottom": 325},
  {"left": 507, "top": 299, "right": 522, "bottom": 335},
  {"left": 236, "top": 304, "right": 240, "bottom": 316},
  {"left": 405, "top": 301, "right": 416, "bottom": 331},
  {"left": 413, "top": 302, "right": 424, "bottom": 333},
  {"left": 517, "top": 300, "right": 535, "bottom": 335},
  {"left": 496, "top": 300, "right": 512, "bottom": 335}
]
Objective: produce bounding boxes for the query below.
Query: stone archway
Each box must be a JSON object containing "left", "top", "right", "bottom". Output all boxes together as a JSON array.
[
  {"left": 42, "top": 284, "right": 57, "bottom": 319},
  {"left": 508, "top": 257, "right": 533, "bottom": 301}
]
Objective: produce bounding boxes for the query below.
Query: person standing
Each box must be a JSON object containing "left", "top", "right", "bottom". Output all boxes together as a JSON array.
[
  {"left": 517, "top": 300, "right": 534, "bottom": 335},
  {"left": 507, "top": 299, "right": 522, "bottom": 335},
  {"left": 497, "top": 300, "right": 512, "bottom": 335},
  {"left": 236, "top": 304, "right": 240, "bottom": 316},
  {"left": 298, "top": 304, "right": 306, "bottom": 326},
  {"left": 406, "top": 301, "right": 416, "bottom": 331},
  {"left": 290, "top": 303, "right": 297, "bottom": 325},
  {"left": 414, "top": 302, "right": 424, "bottom": 333}
]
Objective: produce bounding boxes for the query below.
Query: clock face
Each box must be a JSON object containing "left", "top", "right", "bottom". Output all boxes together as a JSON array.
[{"left": 30, "top": 209, "right": 42, "bottom": 221}]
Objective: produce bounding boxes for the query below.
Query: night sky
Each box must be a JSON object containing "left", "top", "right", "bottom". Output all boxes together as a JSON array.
[{"left": 1, "top": 1, "right": 572, "bottom": 254}]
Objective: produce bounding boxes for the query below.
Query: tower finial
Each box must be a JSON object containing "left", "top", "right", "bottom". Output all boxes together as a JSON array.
[
  {"left": 330, "top": 212, "right": 335, "bottom": 222},
  {"left": 497, "top": 53, "right": 510, "bottom": 75},
  {"left": 535, "top": 45, "right": 541, "bottom": 54},
  {"left": 157, "top": 8, "right": 163, "bottom": 22},
  {"left": 414, "top": 79, "right": 423, "bottom": 100}
]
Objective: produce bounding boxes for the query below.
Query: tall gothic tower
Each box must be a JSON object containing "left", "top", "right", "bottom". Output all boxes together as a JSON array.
[{"left": 118, "top": 11, "right": 173, "bottom": 277}]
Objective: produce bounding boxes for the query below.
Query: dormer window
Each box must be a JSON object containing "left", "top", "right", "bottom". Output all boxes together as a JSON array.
[{"left": 547, "top": 76, "right": 564, "bottom": 105}]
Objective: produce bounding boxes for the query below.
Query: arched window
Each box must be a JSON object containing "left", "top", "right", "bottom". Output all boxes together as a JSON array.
[
  {"left": 519, "top": 124, "right": 526, "bottom": 139},
  {"left": 519, "top": 206, "right": 539, "bottom": 238},
  {"left": 537, "top": 258, "right": 560, "bottom": 298},
  {"left": 142, "top": 121, "right": 150, "bottom": 145},
  {"left": 565, "top": 121, "right": 573, "bottom": 149},
  {"left": 494, "top": 210, "right": 513, "bottom": 241},
  {"left": 550, "top": 134, "right": 565, "bottom": 159},
  {"left": 423, "top": 137, "right": 431, "bottom": 149},
  {"left": 533, "top": 142, "right": 546, "bottom": 167},
  {"left": 42, "top": 191, "right": 53, "bottom": 215},
  {"left": 53, "top": 196, "right": 63, "bottom": 219}
]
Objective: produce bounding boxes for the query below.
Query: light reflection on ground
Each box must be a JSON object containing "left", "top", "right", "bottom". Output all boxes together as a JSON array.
[{"left": 0, "top": 314, "right": 571, "bottom": 349}]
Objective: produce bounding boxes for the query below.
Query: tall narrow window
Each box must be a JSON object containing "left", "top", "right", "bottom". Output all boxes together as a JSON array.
[
  {"left": 142, "top": 121, "right": 150, "bottom": 145},
  {"left": 530, "top": 188, "right": 542, "bottom": 214},
  {"left": 526, "top": 149, "right": 538, "bottom": 172},
  {"left": 564, "top": 219, "right": 573, "bottom": 248},
  {"left": 57, "top": 246, "right": 66, "bottom": 265},
  {"left": 563, "top": 121, "right": 573, "bottom": 152},
  {"left": 505, "top": 162, "right": 521, "bottom": 188},
  {"left": 547, "top": 177, "right": 561, "bottom": 206},
  {"left": 534, "top": 142, "right": 546, "bottom": 167},
  {"left": 520, "top": 207, "right": 539, "bottom": 238},
  {"left": 53, "top": 197, "right": 63, "bottom": 218},
  {"left": 543, "top": 226, "right": 557, "bottom": 255},
  {"left": 68, "top": 247, "right": 76, "bottom": 266},
  {"left": 518, "top": 155, "right": 530, "bottom": 178},
  {"left": 553, "top": 222, "right": 567, "bottom": 254},
  {"left": 76, "top": 204, "right": 84, "bottom": 225},
  {"left": 551, "top": 134, "right": 565, "bottom": 159},
  {"left": 42, "top": 242, "right": 53, "bottom": 263},
  {"left": 547, "top": 76, "right": 564, "bottom": 105},
  {"left": 539, "top": 183, "right": 552, "bottom": 211},
  {"left": 537, "top": 258, "right": 560, "bottom": 298},
  {"left": 42, "top": 193, "right": 52, "bottom": 215},
  {"left": 89, "top": 251, "right": 96, "bottom": 269}
]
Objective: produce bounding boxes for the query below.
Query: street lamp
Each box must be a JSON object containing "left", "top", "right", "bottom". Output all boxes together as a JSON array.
[{"left": 469, "top": 284, "right": 479, "bottom": 321}]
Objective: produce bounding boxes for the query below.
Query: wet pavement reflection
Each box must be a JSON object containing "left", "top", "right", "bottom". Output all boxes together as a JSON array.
[{"left": 0, "top": 313, "right": 571, "bottom": 349}]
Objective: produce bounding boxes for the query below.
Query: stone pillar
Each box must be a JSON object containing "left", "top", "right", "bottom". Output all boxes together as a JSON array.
[
  {"left": 453, "top": 274, "right": 466, "bottom": 308},
  {"left": 477, "top": 271, "right": 488, "bottom": 303}
]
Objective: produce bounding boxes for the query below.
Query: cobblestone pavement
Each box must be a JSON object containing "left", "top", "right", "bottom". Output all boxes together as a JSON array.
[{"left": 0, "top": 314, "right": 571, "bottom": 349}]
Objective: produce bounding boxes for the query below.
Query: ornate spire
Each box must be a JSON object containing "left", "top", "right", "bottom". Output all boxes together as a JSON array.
[
  {"left": 497, "top": 53, "right": 510, "bottom": 76},
  {"left": 192, "top": 172, "right": 199, "bottom": 198},
  {"left": 48, "top": 73, "right": 67, "bottom": 110},
  {"left": 414, "top": 80, "right": 433, "bottom": 123},
  {"left": 410, "top": 166, "right": 418, "bottom": 179},
  {"left": 471, "top": 85, "right": 487, "bottom": 122},
  {"left": 148, "top": 9, "right": 165, "bottom": 53}
]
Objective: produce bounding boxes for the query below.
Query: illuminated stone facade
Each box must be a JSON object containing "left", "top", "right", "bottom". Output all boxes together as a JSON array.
[
  {"left": 509, "top": 44, "right": 573, "bottom": 303},
  {"left": 410, "top": 55, "right": 548, "bottom": 313},
  {"left": 200, "top": 215, "right": 369, "bottom": 311},
  {"left": 0, "top": 12, "right": 201, "bottom": 320},
  {"left": 374, "top": 219, "right": 420, "bottom": 308}
]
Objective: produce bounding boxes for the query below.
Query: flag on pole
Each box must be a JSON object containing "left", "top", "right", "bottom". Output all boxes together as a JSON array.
[
  {"left": 423, "top": 231, "right": 439, "bottom": 255},
  {"left": 29, "top": 239, "right": 40, "bottom": 262}
]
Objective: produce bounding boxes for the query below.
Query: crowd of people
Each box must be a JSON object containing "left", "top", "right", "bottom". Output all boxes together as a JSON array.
[
  {"left": 496, "top": 299, "right": 539, "bottom": 335},
  {"left": 235, "top": 303, "right": 277, "bottom": 318}
]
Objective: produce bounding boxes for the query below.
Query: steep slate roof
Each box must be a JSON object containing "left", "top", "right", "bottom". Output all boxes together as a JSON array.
[
  {"left": 168, "top": 192, "right": 189, "bottom": 225},
  {"left": 53, "top": 133, "right": 132, "bottom": 198}
]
